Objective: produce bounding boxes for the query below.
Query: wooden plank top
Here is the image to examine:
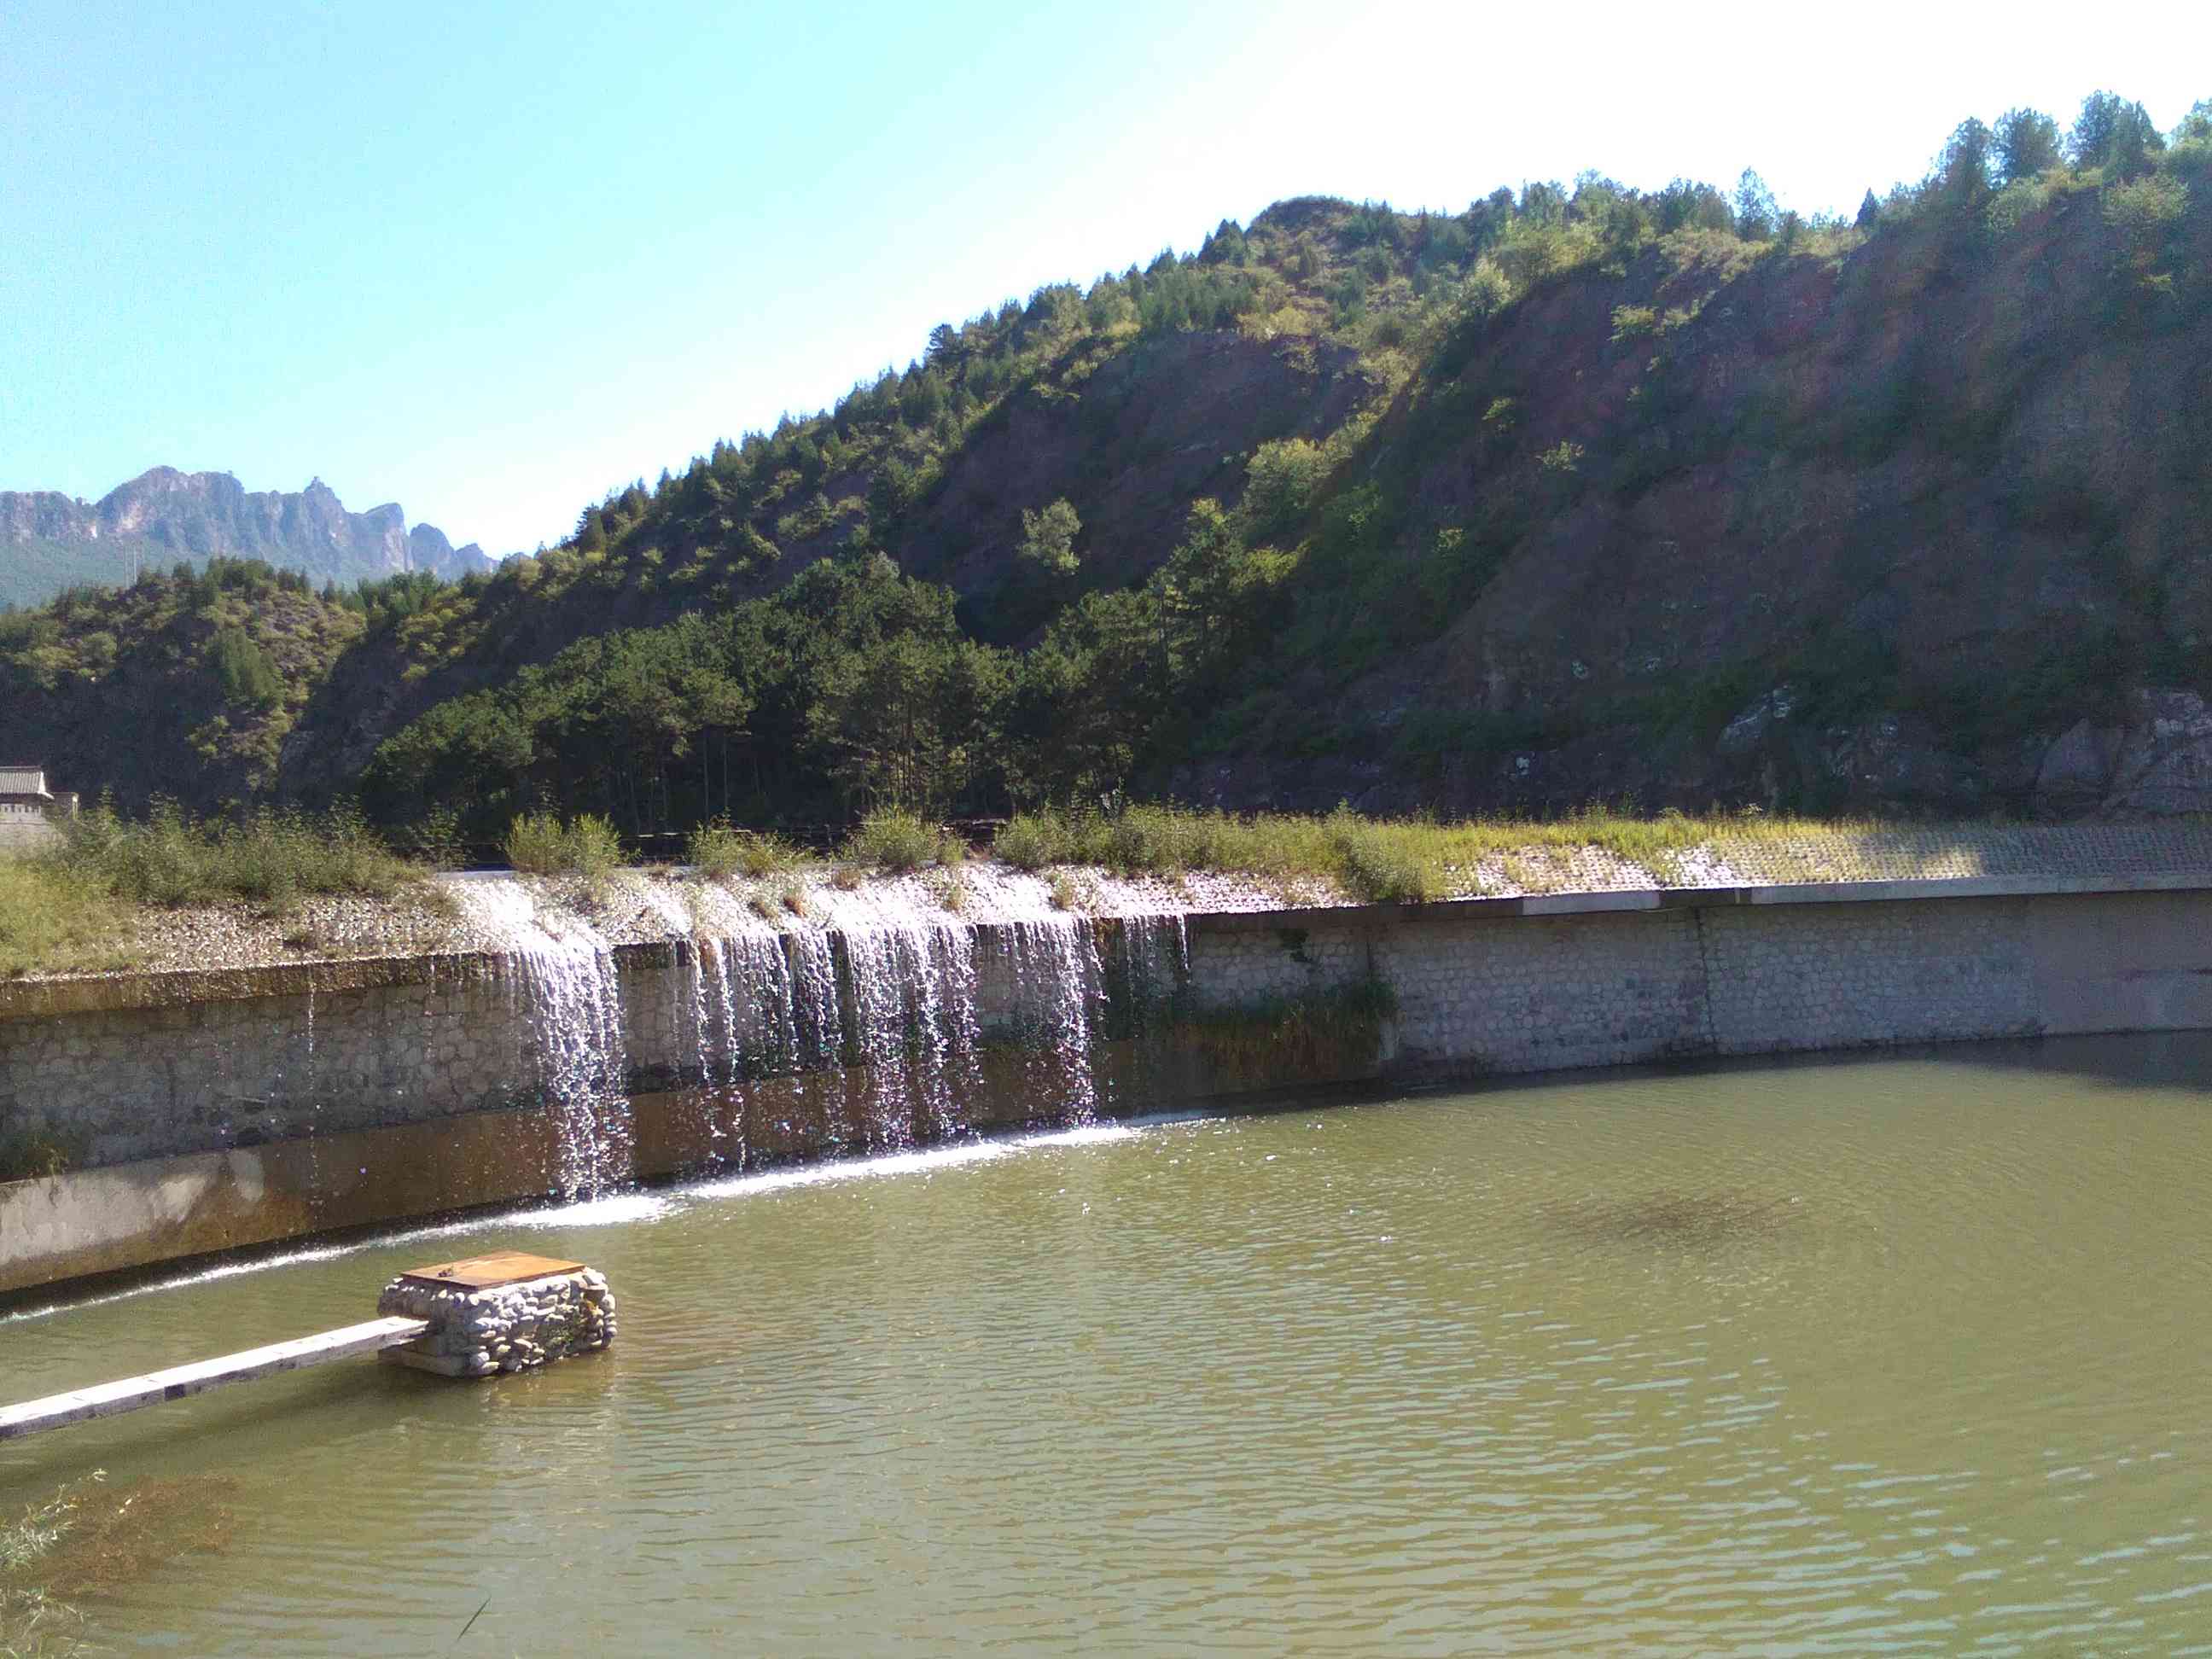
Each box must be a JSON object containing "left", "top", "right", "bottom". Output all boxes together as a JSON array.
[
  {"left": 397, "top": 1249, "right": 585, "bottom": 1290},
  {"left": 0, "top": 1315, "right": 431, "bottom": 1442}
]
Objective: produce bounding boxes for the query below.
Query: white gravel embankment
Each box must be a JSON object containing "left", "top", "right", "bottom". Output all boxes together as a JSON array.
[{"left": 24, "top": 820, "right": 2212, "bottom": 984}]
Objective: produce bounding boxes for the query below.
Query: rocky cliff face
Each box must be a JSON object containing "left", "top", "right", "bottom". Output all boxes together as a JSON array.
[
  {"left": 1161, "top": 188, "right": 2212, "bottom": 821},
  {"left": 0, "top": 469, "right": 493, "bottom": 605}
]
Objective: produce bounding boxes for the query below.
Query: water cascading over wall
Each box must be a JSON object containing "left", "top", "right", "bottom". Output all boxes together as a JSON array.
[
  {"left": 453, "top": 882, "right": 1196, "bottom": 1198},
  {"left": 26, "top": 869, "right": 2212, "bottom": 1294},
  {"left": 451, "top": 884, "right": 632, "bottom": 1198},
  {"left": 668, "top": 911, "right": 1193, "bottom": 1165}
]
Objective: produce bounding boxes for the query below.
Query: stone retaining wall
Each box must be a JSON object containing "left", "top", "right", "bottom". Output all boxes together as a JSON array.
[
  {"left": 7, "top": 876, "right": 2212, "bottom": 1295},
  {"left": 7, "top": 882, "right": 2212, "bottom": 1173},
  {"left": 0, "top": 924, "right": 1184, "bottom": 1167},
  {"left": 1190, "top": 884, "right": 2212, "bottom": 1074}
]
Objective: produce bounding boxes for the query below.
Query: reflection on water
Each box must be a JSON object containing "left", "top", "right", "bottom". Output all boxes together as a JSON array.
[
  {"left": 4, "top": 1033, "right": 2212, "bottom": 1655},
  {"left": 1538, "top": 1186, "right": 1806, "bottom": 1247}
]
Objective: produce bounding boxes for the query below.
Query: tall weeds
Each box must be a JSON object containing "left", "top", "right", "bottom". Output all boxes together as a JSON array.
[
  {"left": 3, "top": 1470, "right": 239, "bottom": 1656},
  {"left": 4, "top": 800, "right": 430, "bottom": 976},
  {"left": 56, "top": 799, "right": 415, "bottom": 906},
  {"left": 992, "top": 802, "right": 1872, "bottom": 900},
  {"left": 503, "top": 812, "right": 623, "bottom": 877},
  {"left": 685, "top": 819, "right": 811, "bottom": 879},
  {"left": 841, "top": 809, "right": 939, "bottom": 872}
]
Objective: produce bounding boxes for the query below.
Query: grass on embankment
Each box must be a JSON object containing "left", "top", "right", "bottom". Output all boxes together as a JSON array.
[
  {"left": 0, "top": 795, "right": 1999, "bottom": 978},
  {"left": 0, "top": 802, "right": 429, "bottom": 977},
  {"left": 0, "top": 859, "right": 136, "bottom": 980},
  {"left": 991, "top": 803, "right": 1873, "bottom": 904},
  {"left": 524, "top": 808, "right": 967, "bottom": 880}
]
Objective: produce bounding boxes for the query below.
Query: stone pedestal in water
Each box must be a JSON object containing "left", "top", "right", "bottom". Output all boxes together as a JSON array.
[{"left": 376, "top": 1249, "right": 616, "bottom": 1379}]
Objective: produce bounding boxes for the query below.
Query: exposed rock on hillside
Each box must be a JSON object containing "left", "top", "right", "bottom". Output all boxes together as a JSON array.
[{"left": 9, "top": 145, "right": 2209, "bottom": 827}]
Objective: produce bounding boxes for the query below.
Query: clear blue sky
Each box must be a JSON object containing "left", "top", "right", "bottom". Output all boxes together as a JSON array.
[{"left": 3, "top": 1, "right": 2205, "bottom": 555}]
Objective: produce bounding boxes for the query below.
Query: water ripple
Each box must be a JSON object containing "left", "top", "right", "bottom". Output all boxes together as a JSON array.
[{"left": 3, "top": 1035, "right": 2209, "bottom": 1654}]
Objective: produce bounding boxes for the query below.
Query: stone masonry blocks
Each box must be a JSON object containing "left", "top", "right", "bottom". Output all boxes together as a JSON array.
[
  {"left": 8, "top": 889, "right": 2212, "bottom": 1172},
  {"left": 376, "top": 1267, "right": 615, "bottom": 1379}
]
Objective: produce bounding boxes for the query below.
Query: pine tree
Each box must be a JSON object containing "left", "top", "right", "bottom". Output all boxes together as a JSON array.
[
  {"left": 1733, "top": 170, "right": 1778, "bottom": 240},
  {"left": 1994, "top": 108, "right": 2062, "bottom": 185},
  {"left": 1016, "top": 500, "right": 1081, "bottom": 577},
  {"left": 1937, "top": 118, "right": 1996, "bottom": 210}
]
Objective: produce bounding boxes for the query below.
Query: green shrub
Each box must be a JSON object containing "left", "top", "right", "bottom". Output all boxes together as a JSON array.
[
  {"left": 1610, "top": 304, "right": 1659, "bottom": 341},
  {"left": 1103, "top": 803, "right": 1206, "bottom": 873},
  {"left": 210, "top": 626, "right": 282, "bottom": 708},
  {"left": 1243, "top": 438, "right": 1329, "bottom": 538},
  {"left": 3, "top": 800, "right": 428, "bottom": 973},
  {"left": 405, "top": 806, "right": 469, "bottom": 870},
  {"left": 688, "top": 819, "right": 808, "bottom": 879},
  {"left": 934, "top": 868, "right": 969, "bottom": 912},
  {"left": 991, "top": 801, "right": 1887, "bottom": 900},
  {"left": 504, "top": 812, "right": 623, "bottom": 877},
  {"left": 562, "top": 814, "right": 623, "bottom": 878},
  {"left": 995, "top": 811, "right": 1071, "bottom": 870},
  {"left": 843, "top": 809, "right": 935, "bottom": 871},
  {"left": 503, "top": 813, "right": 567, "bottom": 875},
  {"left": 2104, "top": 171, "right": 2188, "bottom": 278}
]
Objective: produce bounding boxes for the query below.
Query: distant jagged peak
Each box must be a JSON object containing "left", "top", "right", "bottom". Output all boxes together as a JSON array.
[
  {"left": 0, "top": 464, "right": 495, "bottom": 602},
  {"left": 100, "top": 464, "right": 237, "bottom": 502}
]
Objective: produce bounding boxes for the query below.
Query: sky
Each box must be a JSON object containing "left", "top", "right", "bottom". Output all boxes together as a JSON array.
[{"left": 3, "top": 0, "right": 2206, "bottom": 556}]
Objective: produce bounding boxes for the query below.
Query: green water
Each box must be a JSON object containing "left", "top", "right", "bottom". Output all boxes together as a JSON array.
[{"left": 5, "top": 1033, "right": 2212, "bottom": 1654}]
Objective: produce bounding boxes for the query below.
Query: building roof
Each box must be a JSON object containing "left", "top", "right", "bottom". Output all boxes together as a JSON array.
[{"left": 0, "top": 765, "right": 53, "bottom": 800}]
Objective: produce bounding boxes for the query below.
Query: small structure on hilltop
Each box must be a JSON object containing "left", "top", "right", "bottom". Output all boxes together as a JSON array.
[{"left": 0, "top": 764, "right": 79, "bottom": 854}]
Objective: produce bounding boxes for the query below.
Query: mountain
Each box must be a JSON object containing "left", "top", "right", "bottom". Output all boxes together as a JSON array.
[
  {"left": 0, "top": 469, "right": 495, "bottom": 608},
  {"left": 6, "top": 97, "right": 2209, "bottom": 829}
]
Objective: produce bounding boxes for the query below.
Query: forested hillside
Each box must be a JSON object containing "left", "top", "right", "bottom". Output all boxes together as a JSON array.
[
  {"left": 1, "top": 560, "right": 364, "bottom": 806},
  {"left": 7, "top": 93, "right": 2208, "bottom": 834}
]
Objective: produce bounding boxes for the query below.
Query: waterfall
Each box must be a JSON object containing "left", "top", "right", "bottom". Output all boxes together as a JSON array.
[
  {"left": 452, "top": 882, "right": 632, "bottom": 1200},
  {"left": 1123, "top": 912, "right": 1190, "bottom": 1022},
  {"left": 1002, "top": 915, "right": 1106, "bottom": 1123},
  {"left": 442, "top": 876, "right": 1192, "bottom": 1194},
  {"left": 728, "top": 933, "right": 800, "bottom": 1074},
  {"left": 919, "top": 925, "right": 982, "bottom": 1142},
  {"left": 835, "top": 923, "right": 984, "bottom": 1149},
  {"left": 789, "top": 929, "right": 844, "bottom": 1072},
  {"left": 841, "top": 927, "right": 908, "bottom": 1147},
  {"left": 682, "top": 936, "right": 735, "bottom": 1167},
  {"left": 689, "top": 936, "right": 731, "bottom": 1089},
  {"left": 530, "top": 940, "right": 631, "bottom": 1198}
]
